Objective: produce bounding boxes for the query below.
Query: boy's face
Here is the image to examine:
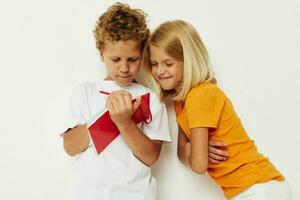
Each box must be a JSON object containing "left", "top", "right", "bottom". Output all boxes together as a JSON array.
[{"left": 101, "top": 40, "right": 142, "bottom": 87}]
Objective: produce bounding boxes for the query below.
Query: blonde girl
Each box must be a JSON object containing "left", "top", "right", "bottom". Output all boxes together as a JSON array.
[{"left": 139, "top": 20, "right": 291, "bottom": 199}]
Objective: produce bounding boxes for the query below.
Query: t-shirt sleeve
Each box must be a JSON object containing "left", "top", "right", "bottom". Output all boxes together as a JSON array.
[
  {"left": 142, "top": 92, "right": 172, "bottom": 142},
  {"left": 185, "top": 85, "right": 226, "bottom": 129},
  {"left": 60, "top": 84, "right": 89, "bottom": 136}
]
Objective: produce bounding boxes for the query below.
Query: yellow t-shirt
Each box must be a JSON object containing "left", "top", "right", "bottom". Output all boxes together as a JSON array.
[{"left": 175, "top": 82, "right": 284, "bottom": 199}]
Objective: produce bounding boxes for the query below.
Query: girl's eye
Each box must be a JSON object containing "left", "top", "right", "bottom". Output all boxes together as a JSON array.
[
  {"left": 150, "top": 62, "right": 157, "bottom": 67},
  {"left": 166, "top": 62, "right": 174, "bottom": 67},
  {"left": 128, "top": 58, "right": 138, "bottom": 62}
]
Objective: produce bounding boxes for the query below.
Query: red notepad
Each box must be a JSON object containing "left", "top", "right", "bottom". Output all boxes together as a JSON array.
[{"left": 88, "top": 92, "right": 152, "bottom": 154}]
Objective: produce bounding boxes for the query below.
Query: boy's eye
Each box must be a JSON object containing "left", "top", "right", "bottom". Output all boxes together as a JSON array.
[{"left": 111, "top": 58, "right": 120, "bottom": 62}]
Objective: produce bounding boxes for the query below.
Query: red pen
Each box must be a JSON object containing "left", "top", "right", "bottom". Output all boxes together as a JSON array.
[
  {"left": 99, "top": 90, "right": 137, "bottom": 102},
  {"left": 99, "top": 90, "right": 110, "bottom": 95}
]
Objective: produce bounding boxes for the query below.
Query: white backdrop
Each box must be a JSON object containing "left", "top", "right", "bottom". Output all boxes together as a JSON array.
[{"left": 0, "top": 0, "right": 299, "bottom": 199}]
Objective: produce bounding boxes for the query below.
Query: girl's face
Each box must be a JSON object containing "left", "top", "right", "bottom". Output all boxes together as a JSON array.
[
  {"left": 101, "top": 40, "right": 142, "bottom": 87},
  {"left": 149, "top": 44, "right": 183, "bottom": 91}
]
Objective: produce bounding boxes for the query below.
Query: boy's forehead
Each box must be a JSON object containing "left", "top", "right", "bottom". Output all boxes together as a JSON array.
[
  {"left": 103, "top": 40, "right": 142, "bottom": 55},
  {"left": 106, "top": 39, "right": 141, "bottom": 48}
]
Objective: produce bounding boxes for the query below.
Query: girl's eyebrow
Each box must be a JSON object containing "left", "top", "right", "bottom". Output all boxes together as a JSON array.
[
  {"left": 150, "top": 58, "right": 173, "bottom": 63},
  {"left": 164, "top": 59, "right": 174, "bottom": 63}
]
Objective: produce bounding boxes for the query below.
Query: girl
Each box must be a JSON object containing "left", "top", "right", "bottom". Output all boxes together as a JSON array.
[{"left": 139, "top": 20, "right": 291, "bottom": 199}]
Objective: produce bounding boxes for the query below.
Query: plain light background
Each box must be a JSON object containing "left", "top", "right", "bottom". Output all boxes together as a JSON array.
[{"left": 0, "top": 0, "right": 299, "bottom": 199}]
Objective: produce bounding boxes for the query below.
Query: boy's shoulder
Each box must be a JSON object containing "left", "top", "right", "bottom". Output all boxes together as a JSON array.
[{"left": 70, "top": 81, "right": 98, "bottom": 96}]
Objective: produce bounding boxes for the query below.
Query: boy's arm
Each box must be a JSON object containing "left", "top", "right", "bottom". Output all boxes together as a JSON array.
[
  {"left": 117, "top": 121, "right": 162, "bottom": 166},
  {"left": 62, "top": 124, "right": 90, "bottom": 156},
  {"left": 62, "top": 84, "right": 90, "bottom": 156},
  {"left": 106, "top": 91, "right": 162, "bottom": 167}
]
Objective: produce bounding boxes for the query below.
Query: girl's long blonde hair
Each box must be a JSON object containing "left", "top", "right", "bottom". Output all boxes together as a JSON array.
[{"left": 137, "top": 20, "right": 216, "bottom": 101}]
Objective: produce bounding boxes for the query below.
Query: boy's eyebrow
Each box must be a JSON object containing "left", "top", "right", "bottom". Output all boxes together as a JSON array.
[{"left": 109, "top": 56, "right": 139, "bottom": 58}]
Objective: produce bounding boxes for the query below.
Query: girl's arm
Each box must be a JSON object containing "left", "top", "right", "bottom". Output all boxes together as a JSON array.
[
  {"left": 106, "top": 91, "right": 162, "bottom": 167},
  {"left": 177, "top": 127, "right": 227, "bottom": 166},
  {"left": 189, "top": 127, "right": 209, "bottom": 174},
  {"left": 62, "top": 124, "right": 90, "bottom": 156},
  {"left": 177, "top": 127, "right": 191, "bottom": 165}
]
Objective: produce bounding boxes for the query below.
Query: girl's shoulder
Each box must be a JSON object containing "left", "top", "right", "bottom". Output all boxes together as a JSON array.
[
  {"left": 186, "top": 82, "right": 226, "bottom": 102},
  {"left": 189, "top": 82, "right": 224, "bottom": 95}
]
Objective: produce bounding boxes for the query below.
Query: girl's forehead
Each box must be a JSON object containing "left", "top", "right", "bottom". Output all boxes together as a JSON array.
[{"left": 149, "top": 45, "right": 172, "bottom": 59}]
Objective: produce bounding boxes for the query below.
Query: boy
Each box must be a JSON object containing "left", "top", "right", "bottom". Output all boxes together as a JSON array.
[{"left": 61, "top": 3, "right": 171, "bottom": 200}]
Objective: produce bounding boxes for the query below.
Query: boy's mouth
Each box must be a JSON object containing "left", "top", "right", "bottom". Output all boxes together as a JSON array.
[{"left": 118, "top": 75, "right": 131, "bottom": 79}]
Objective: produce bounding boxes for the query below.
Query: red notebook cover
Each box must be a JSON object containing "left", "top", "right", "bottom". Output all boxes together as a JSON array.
[{"left": 88, "top": 92, "right": 152, "bottom": 154}]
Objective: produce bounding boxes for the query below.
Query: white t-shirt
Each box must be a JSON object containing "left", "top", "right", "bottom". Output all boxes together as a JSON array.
[{"left": 64, "top": 80, "right": 171, "bottom": 200}]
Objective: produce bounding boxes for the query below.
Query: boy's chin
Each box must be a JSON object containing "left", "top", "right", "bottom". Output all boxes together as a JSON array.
[{"left": 114, "top": 79, "right": 134, "bottom": 87}]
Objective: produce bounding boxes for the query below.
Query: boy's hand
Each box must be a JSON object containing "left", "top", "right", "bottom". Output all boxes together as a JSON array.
[
  {"left": 106, "top": 90, "right": 141, "bottom": 126},
  {"left": 208, "top": 141, "right": 228, "bottom": 164}
]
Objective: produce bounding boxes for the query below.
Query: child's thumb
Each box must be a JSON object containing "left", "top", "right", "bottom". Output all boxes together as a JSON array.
[{"left": 133, "top": 96, "right": 142, "bottom": 111}]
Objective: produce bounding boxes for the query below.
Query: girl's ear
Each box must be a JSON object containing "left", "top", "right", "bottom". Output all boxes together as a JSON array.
[{"left": 100, "top": 52, "right": 104, "bottom": 61}]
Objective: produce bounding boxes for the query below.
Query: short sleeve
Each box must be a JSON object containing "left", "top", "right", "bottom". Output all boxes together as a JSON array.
[
  {"left": 60, "top": 84, "right": 89, "bottom": 136},
  {"left": 185, "top": 85, "right": 226, "bottom": 129},
  {"left": 142, "top": 92, "right": 172, "bottom": 142}
]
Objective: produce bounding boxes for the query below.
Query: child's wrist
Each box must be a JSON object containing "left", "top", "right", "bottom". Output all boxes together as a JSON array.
[{"left": 116, "top": 119, "right": 135, "bottom": 132}]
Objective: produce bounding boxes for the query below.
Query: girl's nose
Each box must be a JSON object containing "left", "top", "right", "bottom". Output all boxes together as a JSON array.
[{"left": 157, "top": 65, "right": 166, "bottom": 75}]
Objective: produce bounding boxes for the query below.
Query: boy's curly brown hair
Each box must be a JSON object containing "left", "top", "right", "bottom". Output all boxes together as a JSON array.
[{"left": 93, "top": 2, "right": 150, "bottom": 52}]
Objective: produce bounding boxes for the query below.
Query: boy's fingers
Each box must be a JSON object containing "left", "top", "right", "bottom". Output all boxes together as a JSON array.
[
  {"left": 112, "top": 90, "right": 132, "bottom": 98},
  {"left": 133, "top": 96, "right": 142, "bottom": 111},
  {"left": 106, "top": 99, "right": 115, "bottom": 113},
  {"left": 116, "top": 95, "right": 127, "bottom": 111},
  {"left": 123, "top": 93, "right": 133, "bottom": 110}
]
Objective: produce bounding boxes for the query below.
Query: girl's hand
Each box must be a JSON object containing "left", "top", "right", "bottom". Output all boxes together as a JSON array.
[
  {"left": 106, "top": 90, "right": 141, "bottom": 126},
  {"left": 208, "top": 141, "right": 228, "bottom": 164},
  {"left": 184, "top": 142, "right": 192, "bottom": 158}
]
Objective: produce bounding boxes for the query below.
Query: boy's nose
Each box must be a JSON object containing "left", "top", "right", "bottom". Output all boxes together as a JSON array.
[{"left": 120, "top": 62, "right": 129, "bottom": 73}]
